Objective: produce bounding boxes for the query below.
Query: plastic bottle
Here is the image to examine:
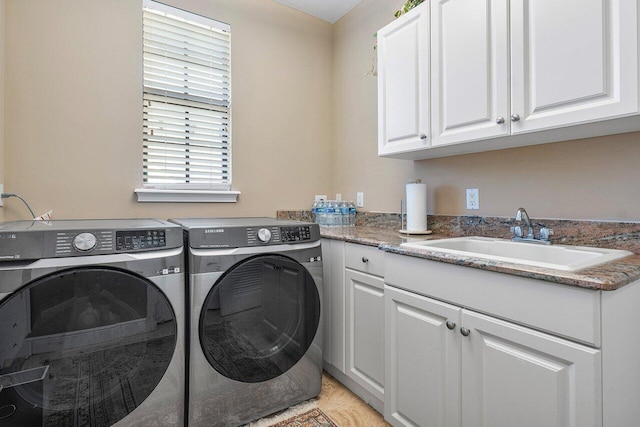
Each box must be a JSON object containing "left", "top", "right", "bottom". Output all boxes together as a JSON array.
[
  {"left": 326, "top": 201, "right": 337, "bottom": 227},
  {"left": 348, "top": 201, "right": 357, "bottom": 227},
  {"left": 339, "top": 201, "right": 349, "bottom": 227},
  {"left": 311, "top": 200, "right": 318, "bottom": 224},
  {"left": 317, "top": 199, "right": 326, "bottom": 226}
]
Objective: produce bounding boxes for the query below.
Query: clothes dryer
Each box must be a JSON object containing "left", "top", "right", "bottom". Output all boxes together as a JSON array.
[
  {"left": 170, "top": 218, "right": 323, "bottom": 427},
  {"left": 0, "top": 219, "right": 185, "bottom": 426}
]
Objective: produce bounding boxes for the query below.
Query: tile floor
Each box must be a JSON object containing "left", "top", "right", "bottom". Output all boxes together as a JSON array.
[{"left": 315, "top": 373, "right": 390, "bottom": 426}]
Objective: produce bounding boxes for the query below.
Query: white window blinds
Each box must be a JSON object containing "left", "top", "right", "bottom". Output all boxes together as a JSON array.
[{"left": 142, "top": 0, "right": 231, "bottom": 190}]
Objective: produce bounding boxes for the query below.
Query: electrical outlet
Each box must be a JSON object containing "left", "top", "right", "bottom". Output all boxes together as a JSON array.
[
  {"left": 356, "top": 192, "right": 364, "bottom": 208},
  {"left": 466, "top": 188, "right": 479, "bottom": 210},
  {"left": 335, "top": 193, "right": 342, "bottom": 201},
  {"left": 314, "top": 194, "right": 327, "bottom": 202}
]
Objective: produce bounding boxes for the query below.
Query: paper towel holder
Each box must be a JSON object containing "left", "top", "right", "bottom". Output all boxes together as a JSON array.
[{"left": 399, "top": 180, "right": 432, "bottom": 235}]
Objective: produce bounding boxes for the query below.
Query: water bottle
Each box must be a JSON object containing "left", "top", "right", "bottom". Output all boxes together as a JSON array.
[
  {"left": 339, "top": 201, "right": 349, "bottom": 227},
  {"left": 326, "top": 201, "right": 337, "bottom": 226},
  {"left": 311, "top": 200, "right": 319, "bottom": 224},
  {"left": 348, "top": 201, "right": 357, "bottom": 227},
  {"left": 317, "top": 199, "right": 327, "bottom": 225}
]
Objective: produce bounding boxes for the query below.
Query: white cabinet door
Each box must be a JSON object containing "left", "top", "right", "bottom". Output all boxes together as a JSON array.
[
  {"left": 321, "top": 239, "right": 345, "bottom": 371},
  {"left": 510, "top": 0, "right": 638, "bottom": 133},
  {"left": 461, "top": 310, "right": 602, "bottom": 427},
  {"left": 385, "top": 285, "right": 462, "bottom": 427},
  {"left": 345, "top": 269, "right": 385, "bottom": 401},
  {"left": 430, "top": 0, "right": 509, "bottom": 147},
  {"left": 377, "top": 3, "right": 430, "bottom": 156}
]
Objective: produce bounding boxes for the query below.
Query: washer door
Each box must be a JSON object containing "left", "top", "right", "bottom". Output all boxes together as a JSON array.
[
  {"left": 200, "top": 254, "right": 321, "bottom": 383},
  {"left": 0, "top": 267, "right": 177, "bottom": 427}
]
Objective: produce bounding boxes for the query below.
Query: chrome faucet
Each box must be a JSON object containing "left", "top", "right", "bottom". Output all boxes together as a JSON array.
[
  {"left": 515, "top": 207, "right": 534, "bottom": 239},
  {"left": 511, "top": 207, "right": 554, "bottom": 244}
]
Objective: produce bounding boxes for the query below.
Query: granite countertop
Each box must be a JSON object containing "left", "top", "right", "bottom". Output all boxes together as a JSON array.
[{"left": 320, "top": 226, "right": 640, "bottom": 291}]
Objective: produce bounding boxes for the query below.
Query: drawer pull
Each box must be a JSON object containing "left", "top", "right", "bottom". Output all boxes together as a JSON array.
[
  {"left": 460, "top": 327, "right": 471, "bottom": 337},
  {"left": 361, "top": 257, "right": 369, "bottom": 263}
]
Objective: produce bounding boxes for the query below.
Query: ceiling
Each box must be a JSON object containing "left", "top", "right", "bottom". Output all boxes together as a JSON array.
[{"left": 272, "top": 0, "right": 364, "bottom": 24}]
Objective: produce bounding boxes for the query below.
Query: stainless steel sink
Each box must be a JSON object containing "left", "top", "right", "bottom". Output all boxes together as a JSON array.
[{"left": 400, "top": 236, "right": 632, "bottom": 271}]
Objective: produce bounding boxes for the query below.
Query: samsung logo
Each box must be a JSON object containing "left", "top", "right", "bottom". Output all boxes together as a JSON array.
[
  {"left": 204, "top": 229, "right": 225, "bottom": 234},
  {"left": 0, "top": 234, "right": 17, "bottom": 239}
]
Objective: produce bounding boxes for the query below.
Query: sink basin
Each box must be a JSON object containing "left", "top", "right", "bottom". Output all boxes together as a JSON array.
[{"left": 400, "top": 236, "right": 632, "bottom": 271}]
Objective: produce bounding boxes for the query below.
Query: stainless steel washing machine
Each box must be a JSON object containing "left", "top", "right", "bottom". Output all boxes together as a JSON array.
[
  {"left": 169, "top": 218, "right": 323, "bottom": 427},
  {"left": 0, "top": 219, "right": 185, "bottom": 426}
]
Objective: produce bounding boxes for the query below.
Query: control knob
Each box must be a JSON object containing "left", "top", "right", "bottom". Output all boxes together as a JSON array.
[
  {"left": 73, "top": 232, "right": 97, "bottom": 251},
  {"left": 257, "top": 228, "right": 272, "bottom": 243}
]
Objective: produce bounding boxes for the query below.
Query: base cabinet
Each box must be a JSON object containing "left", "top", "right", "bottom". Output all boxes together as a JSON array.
[
  {"left": 321, "top": 241, "right": 385, "bottom": 411},
  {"left": 345, "top": 268, "right": 385, "bottom": 403},
  {"left": 322, "top": 243, "right": 640, "bottom": 426},
  {"left": 385, "top": 285, "right": 602, "bottom": 427},
  {"left": 321, "top": 238, "right": 345, "bottom": 371},
  {"left": 462, "top": 310, "right": 601, "bottom": 427},
  {"left": 385, "top": 286, "right": 461, "bottom": 427}
]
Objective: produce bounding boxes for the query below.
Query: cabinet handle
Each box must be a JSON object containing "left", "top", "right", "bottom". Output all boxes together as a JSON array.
[
  {"left": 496, "top": 117, "right": 505, "bottom": 125},
  {"left": 510, "top": 114, "right": 521, "bottom": 122},
  {"left": 361, "top": 257, "right": 369, "bottom": 263},
  {"left": 446, "top": 321, "right": 456, "bottom": 330},
  {"left": 460, "top": 327, "right": 471, "bottom": 337},
  {"left": 420, "top": 133, "right": 427, "bottom": 140}
]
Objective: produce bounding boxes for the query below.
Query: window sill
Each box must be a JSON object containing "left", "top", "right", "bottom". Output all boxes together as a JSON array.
[{"left": 134, "top": 188, "right": 240, "bottom": 203}]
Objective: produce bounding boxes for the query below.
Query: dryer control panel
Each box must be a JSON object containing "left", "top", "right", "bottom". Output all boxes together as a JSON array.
[
  {"left": 186, "top": 221, "right": 320, "bottom": 249},
  {"left": 246, "top": 225, "right": 313, "bottom": 246}
]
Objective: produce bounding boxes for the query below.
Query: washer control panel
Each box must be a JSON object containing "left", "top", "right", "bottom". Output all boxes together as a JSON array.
[
  {"left": 116, "top": 229, "right": 166, "bottom": 250},
  {"left": 280, "top": 226, "right": 312, "bottom": 242},
  {"left": 53, "top": 229, "right": 169, "bottom": 256},
  {"left": 55, "top": 231, "right": 113, "bottom": 256}
]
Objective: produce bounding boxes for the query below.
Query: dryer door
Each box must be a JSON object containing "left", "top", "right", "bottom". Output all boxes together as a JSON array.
[
  {"left": 200, "top": 254, "right": 321, "bottom": 383},
  {"left": 0, "top": 267, "right": 177, "bottom": 427}
]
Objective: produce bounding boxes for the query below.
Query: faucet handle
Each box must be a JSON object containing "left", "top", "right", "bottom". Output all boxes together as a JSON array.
[
  {"left": 510, "top": 225, "right": 523, "bottom": 238},
  {"left": 539, "top": 227, "right": 554, "bottom": 241}
]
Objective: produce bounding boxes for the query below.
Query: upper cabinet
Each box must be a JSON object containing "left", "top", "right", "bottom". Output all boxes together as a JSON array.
[
  {"left": 377, "top": 3, "right": 430, "bottom": 156},
  {"left": 510, "top": 0, "right": 638, "bottom": 133},
  {"left": 378, "top": 0, "right": 640, "bottom": 159},
  {"left": 430, "top": 0, "right": 509, "bottom": 147}
]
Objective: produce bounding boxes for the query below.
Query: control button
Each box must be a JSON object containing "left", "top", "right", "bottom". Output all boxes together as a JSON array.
[
  {"left": 257, "top": 228, "right": 272, "bottom": 243},
  {"left": 73, "top": 233, "right": 97, "bottom": 251}
]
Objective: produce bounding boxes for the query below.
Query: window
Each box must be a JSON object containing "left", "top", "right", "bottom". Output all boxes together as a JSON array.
[{"left": 138, "top": 0, "right": 237, "bottom": 202}]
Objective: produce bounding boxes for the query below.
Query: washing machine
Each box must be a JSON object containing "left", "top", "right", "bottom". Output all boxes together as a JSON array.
[
  {"left": 169, "top": 217, "right": 323, "bottom": 427},
  {"left": 0, "top": 219, "right": 185, "bottom": 427}
]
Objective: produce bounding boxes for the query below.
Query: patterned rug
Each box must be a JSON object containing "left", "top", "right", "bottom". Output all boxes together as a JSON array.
[
  {"left": 246, "top": 401, "right": 338, "bottom": 427},
  {"left": 270, "top": 408, "right": 338, "bottom": 426}
]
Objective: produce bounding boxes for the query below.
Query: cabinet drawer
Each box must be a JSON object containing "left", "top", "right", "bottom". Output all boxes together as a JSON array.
[{"left": 345, "top": 243, "right": 384, "bottom": 277}]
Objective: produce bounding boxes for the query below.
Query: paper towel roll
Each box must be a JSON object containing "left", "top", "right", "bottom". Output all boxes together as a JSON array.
[{"left": 406, "top": 182, "right": 427, "bottom": 232}]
